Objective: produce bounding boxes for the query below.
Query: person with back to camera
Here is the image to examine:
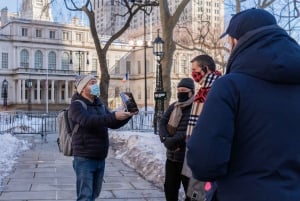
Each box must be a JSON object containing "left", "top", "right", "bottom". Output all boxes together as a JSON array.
[
  {"left": 187, "top": 8, "right": 300, "bottom": 201},
  {"left": 159, "top": 78, "right": 195, "bottom": 201},
  {"left": 69, "top": 75, "right": 137, "bottom": 201}
]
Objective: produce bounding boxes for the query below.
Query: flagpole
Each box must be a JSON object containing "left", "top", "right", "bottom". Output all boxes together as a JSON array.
[{"left": 46, "top": 68, "right": 48, "bottom": 113}]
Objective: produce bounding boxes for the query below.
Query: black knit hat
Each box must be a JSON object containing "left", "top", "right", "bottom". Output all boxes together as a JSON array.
[{"left": 177, "top": 78, "right": 195, "bottom": 93}]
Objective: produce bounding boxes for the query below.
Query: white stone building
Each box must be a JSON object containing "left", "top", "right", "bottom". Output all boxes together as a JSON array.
[
  {"left": 0, "top": 1, "right": 133, "bottom": 111},
  {"left": 92, "top": 0, "right": 225, "bottom": 110}
]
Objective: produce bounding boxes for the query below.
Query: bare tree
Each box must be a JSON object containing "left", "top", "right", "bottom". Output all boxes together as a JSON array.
[
  {"left": 158, "top": 0, "right": 190, "bottom": 107},
  {"left": 61, "top": 0, "right": 158, "bottom": 106}
]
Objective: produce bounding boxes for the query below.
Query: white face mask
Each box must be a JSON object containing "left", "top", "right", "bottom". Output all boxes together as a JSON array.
[{"left": 90, "top": 84, "right": 100, "bottom": 97}]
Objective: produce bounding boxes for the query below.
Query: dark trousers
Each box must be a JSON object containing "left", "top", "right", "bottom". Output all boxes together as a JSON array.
[{"left": 164, "top": 159, "right": 191, "bottom": 201}]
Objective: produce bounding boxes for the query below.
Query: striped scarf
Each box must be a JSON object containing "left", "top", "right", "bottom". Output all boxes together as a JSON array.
[{"left": 186, "top": 71, "right": 221, "bottom": 139}]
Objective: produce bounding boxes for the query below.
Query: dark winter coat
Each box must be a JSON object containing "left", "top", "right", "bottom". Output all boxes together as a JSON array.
[
  {"left": 187, "top": 25, "right": 300, "bottom": 201},
  {"left": 69, "top": 93, "right": 130, "bottom": 159},
  {"left": 159, "top": 101, "right": 192, "bottom": 162}
]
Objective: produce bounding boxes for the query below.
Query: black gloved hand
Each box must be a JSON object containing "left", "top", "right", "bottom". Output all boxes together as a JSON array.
[
  {"left": 160, "top": 135, "right": 166, "bottom": 143},
  {"left": 163, "top": 137, "right": 177, "bottom": 150}
]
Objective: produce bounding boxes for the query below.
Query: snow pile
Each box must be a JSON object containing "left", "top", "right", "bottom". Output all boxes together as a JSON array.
[
  {"left": 0, "top": 133, "right": 31, "bottom": 186},
  {"left": 109, "top": 131, "right": 166, "bottom": 189}
]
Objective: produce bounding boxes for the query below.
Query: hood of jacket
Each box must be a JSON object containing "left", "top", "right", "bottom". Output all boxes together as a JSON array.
[{"left": 226, "top": 25, "right": 300, "bottom": 84}]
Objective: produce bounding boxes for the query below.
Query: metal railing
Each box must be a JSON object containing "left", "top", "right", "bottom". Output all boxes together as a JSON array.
[
  {"left": 116, "top": 111, "right": 155, "bottom": 132},
  {"left": 0, "top": 111, "right": 58, "bottom": 142},
  {"left": 0, "top": 110, "right": 155, "bottom": 140}
]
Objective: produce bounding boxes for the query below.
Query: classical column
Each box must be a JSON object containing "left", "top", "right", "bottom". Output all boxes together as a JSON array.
[
  {"left": 51, "top": 80, "right": 55, "bottom": 103},
  {"left": 57, "top": 81, "right": 61, "bottom": 103},
  {"left": 37, "top": 80, "right": 41, "bottom": 103},
  {"left": 17, "top": 79, "right": 21, "bottom": 103},
  {"left": 22, "top": 80, "right": 26, "bottom": 103}
]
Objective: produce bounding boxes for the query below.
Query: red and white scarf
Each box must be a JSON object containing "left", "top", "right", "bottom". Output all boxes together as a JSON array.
[{"left": 186, "top": 71, "right": 221, "bottom": 139}]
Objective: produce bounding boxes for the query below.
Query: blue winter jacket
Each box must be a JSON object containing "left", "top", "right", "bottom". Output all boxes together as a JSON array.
[
  {"left": 187, "top": 25, "right": 300, "bottom": 201},
  {"left": 69, "top": 93, "right": 130, "bottom": 159}
]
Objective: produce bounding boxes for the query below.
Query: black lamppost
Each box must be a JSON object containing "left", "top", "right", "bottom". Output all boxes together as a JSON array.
[
  {"left": 2, "top": 79, "right": 8, "bottom": 110},
  {"left": 70, "top": 51, "right": 89, "bottom": 75},
  {"left": 26, "top": 79, "right": 33, "bottom": 111},
  {"left": 130, "top": 0, "right": 159, "bottom": 113},
  {"left": 153, "top": 29, "right": 166, "bottom": 134}
]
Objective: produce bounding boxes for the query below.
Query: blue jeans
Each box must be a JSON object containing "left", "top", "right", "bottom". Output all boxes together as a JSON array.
[{"left": 73, "top": 156, "right": 105, "bottom": 201}]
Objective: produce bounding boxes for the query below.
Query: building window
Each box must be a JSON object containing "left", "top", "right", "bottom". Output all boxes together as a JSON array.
[
  {"left": 61, "top": 52, "right": 70, "bottom": 70},
  {"left": 137, "top": 60, "right": 141, "bottom": 74},
  {"left": 49, "top": 30, "right": 55, "bottom": 39},
  {"left": 76, "top": 33, "right": 83, "bottom": 41},
  {"left": 62, "top": 31, "right": 69, "bottom": 40},
  {"left": 180, "top": 59, "right": 187, "bottom": 73},
  {"left": 146, "top": 59, "right": 150, "bottom": 73},
  {"left": 1, "top": 53, "right": 8, "bottom": 68},
  {"left": 126, "top": 61, "right": 131, "bottom": 74},
  {"left": 115, "top": 60, "right": 120, "bottom": 74},
  {"left": 36, "top": 29, "right": 42, "bottom": 37},
  {"left": 34, "top": 50, "right": 43, "bottom": 69},
  {"left": 92, "top": 58, "right": 98, "bottom": 72},
  {"left": 173, "top": 59, "right": 177, "bottom": 73},
  {"left": 138, "top": 87, "right": 141, "bottom": 100},
  {"left": 147, "top": 87, "right": 150, "bottom": 100},
  {"left": 22, "top": 28, "right": 28, "bottom": 36},
  {"left": 20, "top": 49, "right": 29, "bottom": 68},
  {"left": 48, "top": 51, "right": 56, "bottom": 69}
]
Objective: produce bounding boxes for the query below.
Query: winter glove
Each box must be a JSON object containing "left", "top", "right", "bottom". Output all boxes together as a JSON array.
[
  {"left": 163, "top": 136, "right": 178, "bottom": 150},
  {"left": 159, "top": 134, "right": 167, "bottom": 143}
]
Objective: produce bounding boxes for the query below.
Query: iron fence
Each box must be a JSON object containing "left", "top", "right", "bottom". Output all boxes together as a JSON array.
[
  {"left": 0, "top": 110, "right": 155, "bottom": 141},
  {"left": 0, "top": 111, "right": 58, "bottom": 142}
]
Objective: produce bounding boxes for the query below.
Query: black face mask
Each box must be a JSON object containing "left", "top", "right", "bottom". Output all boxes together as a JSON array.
[{"left": 177, "top": 92, "right": 190, "bottom": 102}]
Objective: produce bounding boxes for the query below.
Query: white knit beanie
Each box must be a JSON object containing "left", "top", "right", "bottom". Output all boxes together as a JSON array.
[{"left": 75, "top": 75, "right": 95, "bottom": 94}]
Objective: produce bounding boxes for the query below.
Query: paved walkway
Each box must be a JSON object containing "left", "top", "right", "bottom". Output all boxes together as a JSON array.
[{"left": 0, "top": 133, "right": 165, "bottom": 201}]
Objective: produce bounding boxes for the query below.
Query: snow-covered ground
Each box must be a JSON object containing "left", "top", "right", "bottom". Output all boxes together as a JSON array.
[
  {"left": 109, "top": 130, "right": 166, "bottom": 188},
  {"left": 0, "top": 133, "right": 31, "bottom": 185},
  {"left": 0, "top": 119, "right": 185, "bottom": 200}
]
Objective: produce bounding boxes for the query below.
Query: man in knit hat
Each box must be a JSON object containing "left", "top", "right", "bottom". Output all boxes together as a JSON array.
[
  {"left": 69, "top": 75, "right": 135, "bottom": 201},
  {"left": 159, "top": 77, "right": 195, "bottom": 201},
  {"left": 187, "top": 8, "right": 300, "bottom": 201}
]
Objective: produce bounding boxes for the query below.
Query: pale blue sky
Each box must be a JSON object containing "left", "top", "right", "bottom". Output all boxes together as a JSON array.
[
  {"left": 0, "top": 0, "right": 20, "bottom": 12},
  {"left": 0, "top": 0, "right": 87, "bottom": 24}
]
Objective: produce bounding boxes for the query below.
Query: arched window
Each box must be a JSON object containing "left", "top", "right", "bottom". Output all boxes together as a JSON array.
[
  {"left": 34, "top": 50, "right": 43, "bottom": 69},
  {"left": 61, "top": 52, "right": 70, "bottom": 70},
  {"left": 48, "top": 51, "right": 56, "bottom": 69},
  {"left": 20, "top": 49, "right": 29, "bottom": 68}
]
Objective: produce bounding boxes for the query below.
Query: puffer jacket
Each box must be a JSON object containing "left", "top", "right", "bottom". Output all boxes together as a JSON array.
[
  {"left": 159, "top": 101, "right": 192, "bottom": 162},
  {"left": 187, "top": 25, "right": 300, "bottom": 201},
  {"left": 69, "top": 93, "right": 130, "bottom": 159}
]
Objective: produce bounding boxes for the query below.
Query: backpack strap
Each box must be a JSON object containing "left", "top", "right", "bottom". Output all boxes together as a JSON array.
[
  {"left": 74, "top": 99, "right": 87, "bottom": 110},
  {"left": 71, "top": 100, "right": 87, "bottom": 134}
]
